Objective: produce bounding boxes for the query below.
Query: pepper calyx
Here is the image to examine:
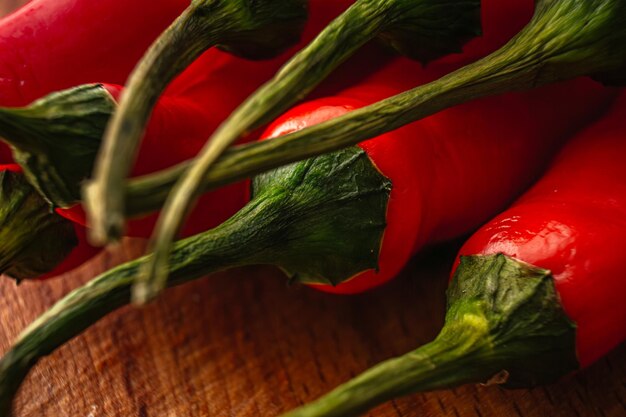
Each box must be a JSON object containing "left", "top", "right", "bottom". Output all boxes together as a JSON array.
[
  {"left": 213, "top": 0, "right": 308, "bottom": 60},
  {"left": 0, "top": 170, "right": 77, "bottom": 280},
  {"left": 0, "top": 84, "right": 115, "bottom": 207},
  {"left": 245, "top": 146, "right": 392, "bottom": 285},
  {"left": 281, "top": 254, "right": 578, "bottom": 417},
  {"left": 381, "top": 0, "right": 481, "bottom": 64},
  {"left": 446, "top": 253, "right": 578, "bottom": 387}
]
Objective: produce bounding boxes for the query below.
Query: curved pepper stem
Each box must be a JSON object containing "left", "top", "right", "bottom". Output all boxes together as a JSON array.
[
  {"left": 0, "top": 146, "right": 391, "bottom": 415},
  {"left": 122, "top": 0, "right": 626, "bottom": 218},
  {"left": 281, "top": 254, "right": 578, "bottom": 417},
  {"left": 0, "top": 209, "right": 260, "bottom": 416},
  {"left": 133, "top": 0, "right": 626, "bottom": 303},
  {"left": 84, "top": 0, "right": 308, "bottom": 245},
  {"left": 137, "top": 0, "right": 481, "bottom": 303},
  {"left": 132, "top": 146, "right": 391, "bottom": 301}
]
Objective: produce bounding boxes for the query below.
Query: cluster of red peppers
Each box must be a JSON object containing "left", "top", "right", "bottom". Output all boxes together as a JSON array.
[{"left": 0, "top": 0, "right": 623, "bottom": 416}]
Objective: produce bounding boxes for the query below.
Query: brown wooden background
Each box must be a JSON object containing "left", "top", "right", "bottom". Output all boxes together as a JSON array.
[
  {"left": 0, "top": 243, "right": 625, "bottom": 417},
  {"left": 0, "top": 0, "right": 19, "bottom": 14},
  {"left": 0, "top": 1, "right": 625, "bottom": 416}
]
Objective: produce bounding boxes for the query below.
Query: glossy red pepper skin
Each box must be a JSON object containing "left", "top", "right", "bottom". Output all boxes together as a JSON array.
[
  {"left": 0, "top": 0, "right": 359, "bottom": 280},
  {"left": 455, "top": 94, "right": 626, "bottom": 368},
  {"left": 437, "top": 0, "right": 534, "bottom": 66},
  {"left": 35, "top": 0, "right": 357, "bottom": 237},
  {"left": 261, "top": 57, "right": 615, "bottom": 294},
  {"left": 0, "top": 0, "right": 357, "bottom": 107},
  {"left": 53, "top": 83, "right": 251, "bottom": 239},
  {"left": 0, "top": 0, "right": 191, "bottom": 106}
]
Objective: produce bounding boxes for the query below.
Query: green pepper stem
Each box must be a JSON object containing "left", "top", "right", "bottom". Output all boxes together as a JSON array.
[
  {"left": 133, "top": 146, "right": 391, "bottom": 302},
  {"left": 0, "top": 205, "right": 265, "bottom": 417},
  {"left": 123, "top": 0, "right": 626, "bottom": 220},
  {"left": 85, "top": 0, "right": 308, "bottom": 245},
  {"left": 281, "top": 254, "right": 579, "bottom": 417},
  {"left": 282, "top": 324, "right": 494, "bottom": 417},
  {"left": 83, "top": 3, "right": 227, "bottom": 245},
  {"left": 138, "top": 0, "right": 482, "bottom": 303},
  {"left": 0, "top": 145, "right": 392, "bottom": 415}
]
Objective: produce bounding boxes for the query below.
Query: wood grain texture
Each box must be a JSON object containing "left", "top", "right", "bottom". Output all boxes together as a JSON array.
[
  {"left": 0, "top": 0, "right": 23, "bottom": 16},
  {"left": 0, "top": 240, "right": 624, "bottom": 417},
  {"left": 0, "top": 1, "right": 624, "bottom": 416}
]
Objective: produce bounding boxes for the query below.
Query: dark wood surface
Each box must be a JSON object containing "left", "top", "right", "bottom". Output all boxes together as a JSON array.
[
  {"left": 0, "top": 0, "right": 21, "bottom": 16},
  {"left": 0, "top": 240, "right": 624, "bottom": 417},
  {"left": 0, "top": 1, "right": 625, "bottom": 416}
]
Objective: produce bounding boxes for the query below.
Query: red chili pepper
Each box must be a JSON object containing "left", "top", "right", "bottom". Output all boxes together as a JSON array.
[
  {"left": 455, "top": 93, "right": 626, "bottom": 368},
  {"left": 0, "top": 78, "right": 253, "bottom": 280},
  {"left": 50, "top": 83, "right": 250, "bottom": 238},
  {"left": 138, "top": 0, "right": 626, "bottom": 297},
  {"left": 280, "top": 92, "right": 626, "bottom": 417},
  {"left": 258, "top": 59, "right": 615, "bottom": 294},
  {"left": 0, "top": 0, "right": 191, "bottom": 106},
  {"left": 132, "top": 0, "right": 534, "bottom": 288},
  {"left": 0, "top": 65, "right": 615, "bottom": 416},
  {"left": 0, "top": 0, "right": 375, "bottom": 211},
  {"left": 0, "top": 1, "right": 388, "bottom": 280}
]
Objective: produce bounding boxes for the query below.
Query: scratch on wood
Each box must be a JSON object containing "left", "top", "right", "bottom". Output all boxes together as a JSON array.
[
  {"left": 138, "top": 403, "right": 148, "bottom": 417},
  {"left": 541, "top": 387, "right": 556, "bottom": 406},
  {"left": 511, "top": 400, "right": 524, "bottom": 417},
  {"left": 436, "top": 397, "right": 447, "bottom": 413},
  {"left": 390, "top": 399, "right": 404, "bottom": 416},
  {"left": 473, "top": 404, "right": 484, "bottom": 417}
]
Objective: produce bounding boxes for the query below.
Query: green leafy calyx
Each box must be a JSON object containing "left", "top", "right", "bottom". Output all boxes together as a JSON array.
[
  {"left": 193, "top": 0, "right": 309, "bottom": 60},
  {"left": 0, "top": 84, "right": 115, "bottom": 207},
  {"left": 236, "top": 146, "right": 392, "bottom": 285},
  {"left": 281, "top": 254, "right": 578, "bottom": 417},
  {"left": 445, "top": 254, "right": 578, "bottom": 387},
  {"left": 381, "top": 0, "right": 481, "bottom": 63},
  {"left": 0, "top": 170, "right": 77, "bottom": 280}
]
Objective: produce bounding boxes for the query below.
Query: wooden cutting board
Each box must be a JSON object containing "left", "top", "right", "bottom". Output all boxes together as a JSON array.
[
  {"left": 0, "top": 0, "right": 20, "bottom": 14},
  {"left": 0, "top": 1, "right": 624, "bottom": 416},
  {"left": 0, "top": 239, "right": 624, "bottom": 417}
]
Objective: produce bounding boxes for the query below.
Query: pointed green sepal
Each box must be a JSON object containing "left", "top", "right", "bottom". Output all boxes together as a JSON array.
[
  {"left": 510, "top": 0, "right": 626, "bottom": 86},
  {"left": 591, "top": 69, "right": 626, "bottom": 87},
  {"left": 281, "top": 254, "right": 578, "bottom": 417},
  {"left": 0, "top": 84, "right": 115, "bottom": 207},
  {"left": 212, "top": 0, "right": 308, "bottom": 60},
  {"left": 0, "top": 170, "right": 77, "bottom": 280},
  {"left": 446, "top": 254, "right": 578, "bottom": 387},
  {"left": 380, "top": 0, "right": 481, "bottom": 64},
  {"left": 242, "top": 146, "right": 392, "bottom": 285}
]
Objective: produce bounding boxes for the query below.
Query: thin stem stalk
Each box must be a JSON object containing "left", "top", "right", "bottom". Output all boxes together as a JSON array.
[
  {"left": 136, "top": 0, "right": 392, "bottom": 303},
  {"left": 281, "top": 253, "right": 579, "bottom": 416},
  {"left": 0, "top": 205, "right": 266, "bottom": 417},
  {"left": 84, "top": 3, "right": 228, "bottom": 244},
  {"left": 281, "top": 323, "right": 492, "bottom": 417},
  {"left": 123, "top": 43, "right": 534, "bottom": 217},
  {"left": 125, "top": 0, "right": 626, "bottom": 220}
]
